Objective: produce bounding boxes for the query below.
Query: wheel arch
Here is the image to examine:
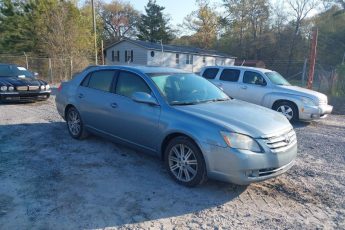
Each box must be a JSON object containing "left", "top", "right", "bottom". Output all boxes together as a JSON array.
[
  {"left": 272, "top": 99, "right": 299, "bottom": 120},
  {"left": 160, "top": 132, "right": 204, "bottom": 161}
]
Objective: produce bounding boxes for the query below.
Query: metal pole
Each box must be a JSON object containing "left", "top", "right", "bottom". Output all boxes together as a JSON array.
[
  {"left": 302, "top": 58, "right": 307, "bottom": 86},
  {"left": 48, "top": 58, "right": 53, "bottom": 83},
  {"left": 307, "top": 28, "right": 318, "bottom": 90},
  {"left": 70, "top": 57, "right": 73, "bottom": 79},
  {"left": 24, "top": 52, "right": 28, "bottom": 69},
  {"left": 101, "top": 40, "right": 104, "bottom": 65},
  {"left": 160, "top": 40, "right": 164, "bottom": 66},
  {"left": 91, "top": 0, "right": 98, "bottom": 65}
]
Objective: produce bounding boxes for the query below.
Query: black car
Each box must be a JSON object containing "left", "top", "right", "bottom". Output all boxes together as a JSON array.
[{"left": 0, "top": 63, "right": 51, "bottom": 102}]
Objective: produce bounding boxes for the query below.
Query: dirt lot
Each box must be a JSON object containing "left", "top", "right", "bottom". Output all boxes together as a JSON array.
[{"left": 0, "top": 94, "right": 344, "bottom": 230}]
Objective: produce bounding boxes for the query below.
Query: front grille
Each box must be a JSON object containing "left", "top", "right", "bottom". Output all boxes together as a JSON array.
[
  {"left": 318, "top": 97, "right": 328, "bottom": 106},
  {"left": 262, "top": 129, "right": 297, "bottom": 153},
  {"left": 16, "top": 86, "right": 28, "bottom": 91},
  {"left": 28, "top": 86, "right": 39, "bottom": 91}
]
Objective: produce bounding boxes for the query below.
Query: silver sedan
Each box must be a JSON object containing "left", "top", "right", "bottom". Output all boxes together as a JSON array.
[{"left": 56, "top": 66, "right": 297, "bottom": 187}]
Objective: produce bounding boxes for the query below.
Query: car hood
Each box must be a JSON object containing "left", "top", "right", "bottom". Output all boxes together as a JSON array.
[
  {"left": 175, "top": 99, "right": 292, "bottom": 138},
  {"left": 276, "top": 85, "right": 327, "bottom": 101},
  {"left": 0, "top": 76, "right": 46, "bottom": 87}
]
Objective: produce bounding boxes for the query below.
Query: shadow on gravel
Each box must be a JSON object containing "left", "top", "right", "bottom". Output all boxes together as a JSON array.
[
  {"left": 0, "top": 122, "right": 247, "bottom": 229},
  {"left": 291, "top": 120, "right": 311, "bottom": 128}
]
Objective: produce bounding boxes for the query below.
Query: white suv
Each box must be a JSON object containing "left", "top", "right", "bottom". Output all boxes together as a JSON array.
[{"left": 200, "top": 66, "right": 333, "bottom": 121}]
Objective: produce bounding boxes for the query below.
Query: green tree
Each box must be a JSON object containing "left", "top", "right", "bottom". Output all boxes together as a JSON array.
[
  {"left": 0, "top": 0, "right": 37, "bottom": 53},
  {"left": 137, "top": 0, "right": 174, "bottom": 43},
  {"left": 182, "top": 0, "right": 220, "bottom": 49},
  {"left": 98, "top": 0, "right": 139, "bottom": 44}
]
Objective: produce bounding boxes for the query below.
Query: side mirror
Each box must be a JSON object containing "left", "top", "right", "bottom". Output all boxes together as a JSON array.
[{"left": 132, "top": 92, "right": 158, "bottom": 106}]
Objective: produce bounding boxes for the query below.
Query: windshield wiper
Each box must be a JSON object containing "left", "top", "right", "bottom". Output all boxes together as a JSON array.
[{"left": 170, "top": 101, "right": 199, "bottom": 105}]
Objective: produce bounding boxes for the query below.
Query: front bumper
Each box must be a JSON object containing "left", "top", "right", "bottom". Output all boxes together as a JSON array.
[
  {"left": 201, "top": 141, "right": 297, "bottom": 185},
  {"left": 299, "top": 104, "right": 333, "bottom": 120},
  {"left": 0, "top": 90, "right": 51, "bottom": 102}
]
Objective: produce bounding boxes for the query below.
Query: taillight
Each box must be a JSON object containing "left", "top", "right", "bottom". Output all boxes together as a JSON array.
[{"left": 57, "top": 84, "right": 62, "bottom": 92}]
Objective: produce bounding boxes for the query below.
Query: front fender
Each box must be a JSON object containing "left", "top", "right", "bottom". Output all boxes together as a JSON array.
[{"left": 262, "top": 92, "right": 304, "bottom": 109}]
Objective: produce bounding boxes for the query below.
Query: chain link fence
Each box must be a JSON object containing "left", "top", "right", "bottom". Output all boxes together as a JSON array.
[
  {"left": 1, "top": 54, "right": 342, "bottom": 96},
  {"left": 0, "top": 54, "right": 95, "bottom": 83}
]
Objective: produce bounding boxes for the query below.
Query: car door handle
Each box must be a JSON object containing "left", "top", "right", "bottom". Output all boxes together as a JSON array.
[
  {"left": 217, "top": 83, "right": 223, "bottom": 87},
  {"left": 241, "top": 85, "right": 247, "bottom": 89},
  {"left": 110, "top": 102, "right": 118, "bottom": 108},
  {"left": 78, "top": 93, "right": 84, "bottom": 98}
]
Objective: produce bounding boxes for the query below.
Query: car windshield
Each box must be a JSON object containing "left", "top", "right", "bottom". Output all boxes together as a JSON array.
[
  {"left": 148, "top": 72, "right": 230, "bottom": 105},
  {"left": 265, "top": 71, "right": 291, "bottom": 86}
]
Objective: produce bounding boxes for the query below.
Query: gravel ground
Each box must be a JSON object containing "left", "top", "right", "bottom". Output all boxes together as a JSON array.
[{"left": 0, "top": 94, "right": 344, "bottom": 230}]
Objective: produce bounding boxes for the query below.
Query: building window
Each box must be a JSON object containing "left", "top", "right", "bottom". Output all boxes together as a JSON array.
[
  {"left": 203, "top": 56, "right": 206, "bottom": 63},
  {"left": 112, "top": 50, "right": 119, "bottom": 62},
  {"left": 151, "top": 51, "right": 155, "bottom": 57},
  {"left": 186, "top": 54, "right": 193, "bottom": 64},
  {"left": 115, "top": 51, "right": 120, "bottom": 62},
  {"left": 125, "top": 50, "right": 133, "bottom": 63},
  {"left": 176, "top": 53, "right": 179, "bottom": 64}
]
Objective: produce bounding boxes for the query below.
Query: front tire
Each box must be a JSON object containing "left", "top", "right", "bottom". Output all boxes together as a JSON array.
[
  {"left": 273, "top": 101, "right": 298, "bottom": 122},
  {"left": 66, "top": 107, "right": 88, "bottom": 139},
  {"left": 164, "top": 136, "right": 207, "bottom": 187}
]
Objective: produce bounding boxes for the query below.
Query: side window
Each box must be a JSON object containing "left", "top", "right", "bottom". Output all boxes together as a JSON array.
[
  {"left": 202, "top": 68, "right": 219, "bottom": 79},
  {"left": 80, "top": 74, "right": 91, "bottom": 87},
  {"left": 86, "top": 70, "right": 115, "bottom": 92},
  {"left": 219, "top": 69, "right": 240, "bottom": 82},
  {"left": 115, "top": 71, "right": 151, "bottom": 98},
  {"left": 243, "top": 71, "right": 267, "bottom": 86}
]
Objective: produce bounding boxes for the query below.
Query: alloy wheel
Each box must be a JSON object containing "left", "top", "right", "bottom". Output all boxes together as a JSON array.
[
  {"left": 168, "top": 144, "right": 198, "bottom": 182},
  {"left": 277, "top": 105, "right": 293, "bottom": 120},
  {"left": 67, "top": 109, "right": 81, "bottom": 136}
]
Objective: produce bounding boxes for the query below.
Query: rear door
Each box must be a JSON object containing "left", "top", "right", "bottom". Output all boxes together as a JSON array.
[
  {"left": 215, "top": 68, "right": 241, "bottom": 98},
  {"left": 76, "top": 69, "right": 118, "bottom": 133},
  {"left": 109, "top": 70, "right": 161, "bottom": 151}
]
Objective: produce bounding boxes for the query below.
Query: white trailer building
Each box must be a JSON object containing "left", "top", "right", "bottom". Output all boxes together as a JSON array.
[{"left": 104, "top": 39, "right": 235, "bottom": 73}]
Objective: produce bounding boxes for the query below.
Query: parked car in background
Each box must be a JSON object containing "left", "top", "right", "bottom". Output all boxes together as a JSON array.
[
  {"left": 200, "top": 66, "right": 333, "bottom": 121},
  {"left": 0, "top": 63, "right": 50, "bottom": 102},
  {"left": 56, "top": 65, "right": 297, "bottom": 187}
]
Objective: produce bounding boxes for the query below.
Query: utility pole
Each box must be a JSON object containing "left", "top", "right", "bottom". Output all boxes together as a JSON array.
[
  {"left": 91, "top": 0, "right": 98, "bottom": 65},
  {"left": 342, "top": 51, "right": 345, "bottom": 65},
  {"left": 307, "top": 27, "right": 318, "bottom": 89}
]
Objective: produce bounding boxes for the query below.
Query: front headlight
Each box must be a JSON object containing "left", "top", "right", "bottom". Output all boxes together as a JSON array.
[
  {"left": 301, "top": 97, "right": 316, "bottom": 106},
  {"left": 221, "top": 131, "right": 262, "bottom": 152},
  {"left": 0, "top": 86, "right": 8, "bottom": 91},
  {"left": 40, "top": 85, "right": 46, "bottom": 90},
  {"left": 8, "top": 86, "right": 14, "bottom": 91},
  {"left": 45, "top": 84, "right": 50, "bottom": 90}
]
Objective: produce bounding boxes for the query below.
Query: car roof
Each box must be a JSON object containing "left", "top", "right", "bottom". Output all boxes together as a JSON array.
[
  {"left": 85, "top": 65, "right": 189, "bottom": 75},
  {"left": 203, "top": 65, "right": 273, "bottom": 73}
]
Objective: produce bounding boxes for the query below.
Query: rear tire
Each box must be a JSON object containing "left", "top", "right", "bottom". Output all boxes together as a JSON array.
[
  {"left": 66, "top": 107, "right": 88, "bottom": 139},
  {"left": 164, "top": 136, "right": 207, "bottom": 187},
  {"left": 273, "top": 101, "right": 298, "bottom": 122}
]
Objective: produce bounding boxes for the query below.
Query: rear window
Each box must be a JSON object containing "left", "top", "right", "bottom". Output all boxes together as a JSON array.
[
  {"left": 219, "top": 69, "right": 240, "bottom": 82},
  {"left": 202, "top": 68, "right": 219, "bottom": 79},
  {"left": 84, "top": 70, "right": 115, "bottom": 92}
]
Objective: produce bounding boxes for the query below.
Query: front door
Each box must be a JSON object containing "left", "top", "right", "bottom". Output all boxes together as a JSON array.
[
  {"left": 109, "top": 70, "right": 161, "bottom": 152},
  {"left": 237, "top": 70, "right": 269, "bottom": 105}
]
